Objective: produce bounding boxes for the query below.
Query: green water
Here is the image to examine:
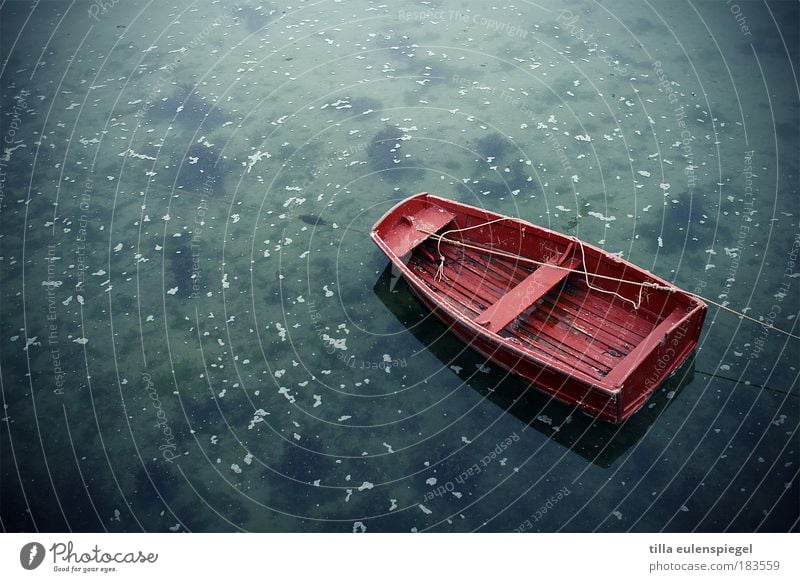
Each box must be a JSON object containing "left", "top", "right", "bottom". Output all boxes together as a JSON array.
[{"left": 0, "top": 0, "right": 797, "bottom": 532}]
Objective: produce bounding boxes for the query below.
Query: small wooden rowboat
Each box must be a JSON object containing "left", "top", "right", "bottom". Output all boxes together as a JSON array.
[{"left": 371, "top": 193, "right": 707, "bottom": 423}]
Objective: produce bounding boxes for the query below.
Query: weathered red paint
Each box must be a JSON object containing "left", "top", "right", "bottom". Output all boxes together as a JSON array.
[{"left": 371, "top": 193, "right": 707, "bottom": 423}]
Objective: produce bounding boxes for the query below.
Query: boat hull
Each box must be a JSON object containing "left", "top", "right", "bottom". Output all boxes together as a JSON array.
[{"left": 371, "top": 193, "right": 707, "bottom": 423}]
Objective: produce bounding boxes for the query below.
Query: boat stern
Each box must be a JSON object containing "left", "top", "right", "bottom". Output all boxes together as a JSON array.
[{"left": 604, "top": 298, "right": 707, "bottom": 422}]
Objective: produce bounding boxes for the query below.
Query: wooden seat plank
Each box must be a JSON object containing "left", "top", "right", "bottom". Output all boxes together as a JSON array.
[{"left": 475, "top": 257, "right": 581, "bottom": 333}]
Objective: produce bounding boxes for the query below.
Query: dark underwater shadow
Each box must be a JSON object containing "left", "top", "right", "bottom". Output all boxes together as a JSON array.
[
  {"left": 147, "top": 81, "right": 227, "bottom": 132},
  {"left": 372, "top": 263, "right": 694, "bottom": 469},
  {"left": 172, "top": 141, "right": 227, "bottom": 197}
]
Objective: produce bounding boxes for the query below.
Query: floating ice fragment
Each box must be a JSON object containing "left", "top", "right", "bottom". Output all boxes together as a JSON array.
[
  {"left": 248, "top": 409, "right": 269, "bottom": 430},
  {"left": 587, "top": 211, "right": 616, "bottom": 222},
  {"left": 244, "top": 150, "right": 271, "bottom": 173}
]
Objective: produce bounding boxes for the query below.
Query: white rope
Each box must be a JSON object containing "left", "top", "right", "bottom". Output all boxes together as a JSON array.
[
  {"left": 572, "top": 235, "right": 648, "bottom": 311},
  {"left": 433, "top": 217, "right": 508, "bottom": 281}
]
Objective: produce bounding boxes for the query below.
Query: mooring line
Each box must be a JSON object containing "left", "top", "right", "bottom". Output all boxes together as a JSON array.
[{"left": 421, "top": 227, "right": 800, "bottom": 342}]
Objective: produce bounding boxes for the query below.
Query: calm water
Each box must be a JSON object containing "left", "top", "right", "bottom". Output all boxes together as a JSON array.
[{"left": 1, "top": 0, "right": 797, "bottom": 532}]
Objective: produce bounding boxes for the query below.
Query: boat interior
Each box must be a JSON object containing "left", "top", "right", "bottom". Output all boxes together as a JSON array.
[{"left": 387, "top": 200, "right": 687, "bottom": 382}]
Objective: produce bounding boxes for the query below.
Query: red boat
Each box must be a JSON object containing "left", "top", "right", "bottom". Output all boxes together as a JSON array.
[{"left": 371, "top": 193, "right": 707, "bottom": 423}]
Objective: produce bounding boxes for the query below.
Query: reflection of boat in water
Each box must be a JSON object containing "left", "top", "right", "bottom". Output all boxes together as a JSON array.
[
  {"left": 371, "top": 193, "right": 706, "bottom": 423},
  {"left": 373, "top": 263, "right": 696, "bottom": 469}
]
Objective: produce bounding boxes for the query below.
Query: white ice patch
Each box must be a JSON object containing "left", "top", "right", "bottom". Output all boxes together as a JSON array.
[
  {"left": 244, "top": 150, "right": 271, "bottom": 173},
  {"left": 587, "top": 211, "right": 616, "bottom": 222},
  {"left": 248, "top": 408, "right": 269, "bottom": 430},
  {"left": 322, "top": 334, "right": 347, "bottom": 351},
  {"left": 278, "top": 387, "right": 296, "bottom": 403}
]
